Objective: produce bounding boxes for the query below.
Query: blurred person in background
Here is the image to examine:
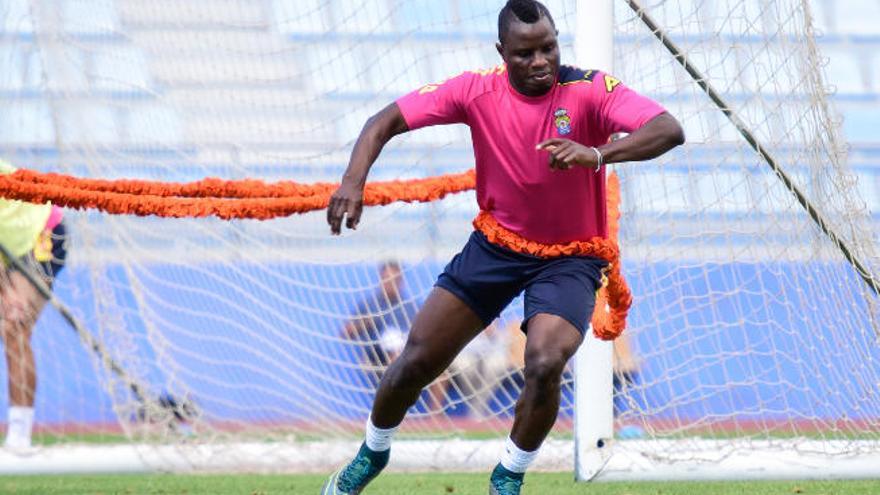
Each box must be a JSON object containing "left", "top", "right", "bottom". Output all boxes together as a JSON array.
[
  {"left": 343, "top": 261, "right": 415, "bottom": 372},
  {"left": 0, "top": 159, "right": 68, "bottom": 450},
  {"left": 446, "top": 318, "right": 527, "bottom": 419},
  {"left": 342, "top": 261, "right": 445, "bottom": 411},
  {"left": 613, "top": 333, "right": 645, "bottom": 438}
]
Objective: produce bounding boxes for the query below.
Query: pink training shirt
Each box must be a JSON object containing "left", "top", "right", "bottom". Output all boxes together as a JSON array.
[{"left": 396, "top": 65, "right": 666, "bottom": 244}]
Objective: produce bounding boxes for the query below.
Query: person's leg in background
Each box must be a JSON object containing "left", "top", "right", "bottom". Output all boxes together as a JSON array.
[
  {"left": 613, "top": 334, "right": 645, "bottom": 439},
  {"left": 2, "top": 222, "right": 68, "bottom": 450},
  {"left": 1, "top": 266, "right": 47, "bottom": 449}
]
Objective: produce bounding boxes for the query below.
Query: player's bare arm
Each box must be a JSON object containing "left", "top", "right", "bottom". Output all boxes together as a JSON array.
[
  {"left": 327, "top": 103, "right": 409, "bottom": 235},
  {"left": 536, "top": 112, "right": 685, "bottom": 169}
]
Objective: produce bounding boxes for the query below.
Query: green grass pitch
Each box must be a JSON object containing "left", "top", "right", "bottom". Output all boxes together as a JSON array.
[{"left": 1, "top": 474, "right": 879, "bottom": 495}]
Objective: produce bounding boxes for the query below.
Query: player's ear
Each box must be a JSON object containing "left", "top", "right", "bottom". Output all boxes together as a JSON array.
[{"left": 496, "top": 41, "right": 504, "bottom": 58}]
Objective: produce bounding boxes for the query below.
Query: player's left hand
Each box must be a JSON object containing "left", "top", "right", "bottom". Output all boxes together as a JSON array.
[
  {"left": 327, "top": 182, "right": 364, "bottom": 235},
  {"left": 536, "top": 138, "right": 598, "bottom": 170}
]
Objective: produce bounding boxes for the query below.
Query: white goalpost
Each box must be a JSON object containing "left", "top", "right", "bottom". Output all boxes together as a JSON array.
[
  {"left": 0, "top": 0, "right": 878, "bottom": 481},
  {"left": 573, "top": 0, "right": 615, "bottom": 482}
]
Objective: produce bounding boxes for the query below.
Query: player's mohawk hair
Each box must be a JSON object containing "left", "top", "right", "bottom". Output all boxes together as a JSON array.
[{"left": 498, "top": 0, "right": 555, "bottom": 43}]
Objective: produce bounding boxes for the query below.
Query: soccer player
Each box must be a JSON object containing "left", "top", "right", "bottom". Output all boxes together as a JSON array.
[
  {"left": 343, "top": 261, "right": 450, "bottom": 412},
  {"left": 343, "top": 261, "right": 417, "bottom": 372},
  {"left": 0, "top": 159, "right": 68, "bottom": 450},
  {"left": 322, "top": 0, "right": 684, "bottom": 493}
]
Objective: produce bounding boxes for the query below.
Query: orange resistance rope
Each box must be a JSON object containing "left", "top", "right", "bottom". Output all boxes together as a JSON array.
[
  {"left": 0, "top": 168, "right": 630, "bottom": 338},
  {"left": 592, "top": 172, "right": 631, "bottom": 340},
  {"left": 0, "top": 168, "right": 477, "bottom": 220}
]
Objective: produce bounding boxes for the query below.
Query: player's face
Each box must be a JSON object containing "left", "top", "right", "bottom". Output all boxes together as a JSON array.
[{"left": 497, "top": 16, "right": 560, "bottom": 97}]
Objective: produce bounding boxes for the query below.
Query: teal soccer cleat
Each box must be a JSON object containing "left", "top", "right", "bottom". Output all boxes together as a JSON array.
[
  {"left": 488, "top": 463, "right": 525, "bottom": 495},
  {"left": 321, "top": 443, "right": 389, "bottom": 495}
]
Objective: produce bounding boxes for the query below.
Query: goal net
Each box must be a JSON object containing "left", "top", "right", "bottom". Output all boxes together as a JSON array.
[{"left": 1, "top": 0, "right": 878, "bottom": 478}]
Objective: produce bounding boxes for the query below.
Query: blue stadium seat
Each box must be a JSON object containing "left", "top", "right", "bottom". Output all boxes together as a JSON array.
[
  {"left": 617, "top": 45, "right": 678, "bottom": 95},
  {"left": 841, "top": 109, "right": 880, "bottom": 143},
  {"left": 808, "top": 0, "right": 832, "bottom": 34},
  {"left": 331, "top": 0, "right": 393, "bottom": 34},
  {"left": 0, "top": 102, "right": 54, "bottom": 144},
  {"left": 395, "top": 0, "right": 454, "bottom": 35},
  {"left": 0, "top": 44, "right": 42, "bottom": 92},
  {"left": 0, "top": 0, "right": 34, "bottom": 34},
  {"left": 304, "top": 42, "right": 369, "bottom": 95},
  {"left": 717, "top": 0, "right": 778, "bottom": 36},
  {"left": 742, "top": 49, "right": 804, "bottom": 95},
  {"left": 367, "top": 43, "right": 430, "bottom": 94},
  {"left": 45, "top": 47, "right": 90, "bottom": 93},
  {"left": 824, "top": 48, "right": 868, "bottom": 95},
  {"left": 90, "top": 47, "right": 151, "bottom": 92},
  {"left": 58, "top": 105, "right": 119, "bottom": 144},
  {"left": 630, "top": 170, "right": 690, "bottom": 213},
  {"left": 272, "top": 0, "right": 329, "bottom": 35},
  {"left": 831, "top": 0, "right": 880, "bottom": 35},
  {"left": 429, "top": 44, "right": 499, "bottom": 82},
  {"left": 670, "top": 104, "right": 724, "bottom": 145},
  {"left": 458, "top": 0, "right": 574, "bottom": 36},
  {"left": 458, "top": 2, "right": 498, "bottom": 35},
  {"left": 854, "top": 169, "right": 878, "bottom": 213},
  {"left": 541, "top": 0, "right": 575, "bottom": 24},
  {"left": 334, "top": 105, "right": 378, "bottom": 145},
  {"left": 401, "top": 121, "right": 471, "bottom": 148},
  {"left": 124, "top": 105, "right": 182, "bottom": 144},
  {"left": 61, "top": 0, "right": 119, "bottom": 35},
  {"left": 696, "top": 171, "right": 754, "bottom": 214},
  {"left": 630, "top": 0, "right": 718, "bottom": 36},
  {"left": 698, "top": 47, "right": 746, "bottom": 95}
]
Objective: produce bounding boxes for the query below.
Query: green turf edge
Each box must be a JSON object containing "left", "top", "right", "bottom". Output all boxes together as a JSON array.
[{"left": 1, "top": 473, "right": 879, "bottom": 495}]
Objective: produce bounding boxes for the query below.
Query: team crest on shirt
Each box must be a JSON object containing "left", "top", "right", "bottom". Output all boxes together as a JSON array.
[{"left": 554, "top": 108, "right": 572, "bottom": 135}]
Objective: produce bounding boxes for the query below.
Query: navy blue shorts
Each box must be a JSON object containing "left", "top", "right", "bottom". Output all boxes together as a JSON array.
[{"left": 435, "top": 231, "right": 608, "bottom": 335}]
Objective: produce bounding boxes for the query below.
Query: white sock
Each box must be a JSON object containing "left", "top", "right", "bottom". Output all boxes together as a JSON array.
[
  {"left": 500, "top": 436, "right": 539, "bottom": 474},
  {"left": 364, "top": 415, "right": 399, "bottom": 452},
  {"left": 5, "top": 406, "right": 34, "bottom": 449}
]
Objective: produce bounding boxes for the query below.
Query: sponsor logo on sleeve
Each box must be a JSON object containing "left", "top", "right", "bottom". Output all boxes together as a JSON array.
[{"left": 604, "top": 74, "right": 621, "bottom": 93}]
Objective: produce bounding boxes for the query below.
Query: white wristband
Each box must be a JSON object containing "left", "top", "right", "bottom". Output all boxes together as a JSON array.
[{"left": 590, "top": 146, "right": 604, "bottom": 172}]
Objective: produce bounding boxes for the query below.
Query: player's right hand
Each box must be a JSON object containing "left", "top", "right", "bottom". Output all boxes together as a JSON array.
[
  {"left": 536, "top": 138, "right": 596, "bottom": 170},
  {"left": 327, "top": 183, "right": 364, "bottom": 235}
]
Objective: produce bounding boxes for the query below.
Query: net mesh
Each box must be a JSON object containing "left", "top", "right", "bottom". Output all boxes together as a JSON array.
[{"left": 1, "top": 0, "right": 878, "bottom": 474}]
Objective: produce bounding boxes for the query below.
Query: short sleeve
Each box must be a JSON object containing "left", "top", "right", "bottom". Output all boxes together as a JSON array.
[
  {"left": 396, "top": 71, "right": 477, "bottom": 130},
  {"left": 589, "top": 72, "right": 667, "bottom": 137}
]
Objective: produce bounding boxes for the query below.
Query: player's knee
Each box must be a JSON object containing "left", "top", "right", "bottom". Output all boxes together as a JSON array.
[
  {"left": 523, "top": 351, "right": 566, "bottom": 388},
  {"left": 1, "top": 333, "right": 31, "bottom": 362},
  {"left": 2, "top": 315, "right": 35, "bottom": 343},
  {"left": 1, "top": 319, "right": 27, "bottom": 344},
  {"left": 2, "top": 301, "right": 38, "bottom": 332},
  {"left": 386, "top": 351, "right": 438, "bottom": 391}
]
